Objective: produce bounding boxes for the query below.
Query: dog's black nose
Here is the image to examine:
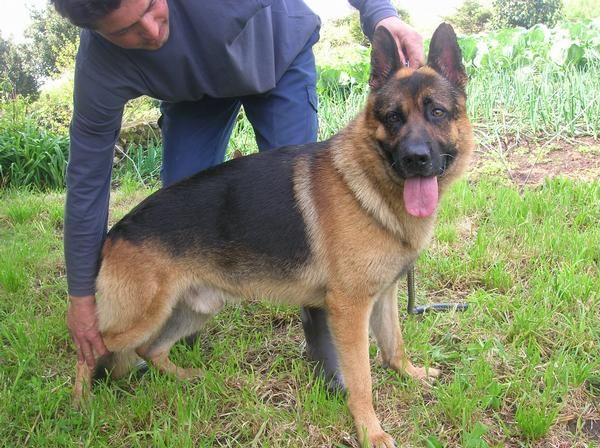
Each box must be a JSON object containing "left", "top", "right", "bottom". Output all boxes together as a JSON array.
[{"left": 402, "top": 143, "right": 432, "bottom": 174}]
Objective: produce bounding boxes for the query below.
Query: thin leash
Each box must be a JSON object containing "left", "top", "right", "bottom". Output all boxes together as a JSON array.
[{"left": 406, "top": 265, "right": 468, "bottom": 314}]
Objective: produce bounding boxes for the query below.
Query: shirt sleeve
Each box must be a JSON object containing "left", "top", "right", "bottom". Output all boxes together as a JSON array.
[
  {"left": 64, "top": 62, "right": 126, "bottom": 297},
  {"left": 348, "top": 0, "right": 398, "bottom": 40}
]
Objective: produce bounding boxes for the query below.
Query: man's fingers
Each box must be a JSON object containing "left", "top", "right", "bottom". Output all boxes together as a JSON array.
[
  {"left": 396, "top": 41, "right": 408, "bottom": 66},
  {"left": 375, "top": 17, "right": 425, "bottom": 69},
  {"left": 75, "top": 344, "right": 85, "bottom": 364},
  {"left": 80, "top": 340, "right": 96, "bottom": 368},
  {"left": 406, "top": 48, "right": 424, "bottom": 68},
  {"left": 70, "top": 331, "right": 85, "bottom": 363},
  {"left": 399, "top": 39, "right": 424, "bottom": 68},
  {"left": 92, "top": 334, "right": 109, "bottom": 357}
]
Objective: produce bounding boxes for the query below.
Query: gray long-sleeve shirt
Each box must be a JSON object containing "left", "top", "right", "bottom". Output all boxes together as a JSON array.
[{"left": 65, "top": 0, "right": 397, "bottom": 296}]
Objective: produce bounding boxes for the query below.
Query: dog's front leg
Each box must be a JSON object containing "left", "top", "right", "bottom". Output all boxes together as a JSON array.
[
  {"left": 370, "top": 285, "right": 440, "bottom": 382},
  {"left": 326, "top": 292, "right": 395, "bottom": 448}
]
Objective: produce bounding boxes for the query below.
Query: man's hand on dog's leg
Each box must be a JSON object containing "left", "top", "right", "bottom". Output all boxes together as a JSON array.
[
  {"left": 67, "top": 295, "right": 109, "bottom": 368},
  {"left": 375, "top": 17, "right": 424, "bottom": 68}
]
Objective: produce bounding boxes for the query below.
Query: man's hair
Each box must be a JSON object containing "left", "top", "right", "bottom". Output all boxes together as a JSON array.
[{"left": 51, "top": 0, "right": 122, "bottom": 29}]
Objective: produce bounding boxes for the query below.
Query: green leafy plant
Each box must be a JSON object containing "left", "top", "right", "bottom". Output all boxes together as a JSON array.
[
  {"left": 0, "top": 100, "right": 68, "bottom": 189},
  {"left": 492, "top": 0, "right": 563, "bottom": 29},
  {"left": 444, "top": 0, "right": 493, "bottom": 34}
]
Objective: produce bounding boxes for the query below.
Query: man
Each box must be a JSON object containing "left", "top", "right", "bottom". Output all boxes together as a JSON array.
[{"left": 53, "top": 0, "right": 424, "bottom": 390}]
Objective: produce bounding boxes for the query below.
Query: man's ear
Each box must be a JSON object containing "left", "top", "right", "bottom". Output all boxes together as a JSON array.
[
  {"left": 369, "top": 27, "right": 401, "bottom": 91},
  {"left": 427, "top": 23, "right": 467, "bottom": 89}
]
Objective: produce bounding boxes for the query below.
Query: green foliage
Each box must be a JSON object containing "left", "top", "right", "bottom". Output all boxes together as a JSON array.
[
  {"left": 492, "top": 0, "right": 563, "bottom": 29},
  {"left": 25, "top": 4, "right": 80, "bottom": 77},
  {"left": 444, "top": 0, "right": 493, "bottom": 34},
  {"left": 339, "top": 7, "right": 412, "bottom": 47},
  {"left": 515, "top": 399, "right": 560, "bottom": 439},
  {"left": 320, "top": 20, "right": 600, "bottom": 89},
  {"left": 30, "top": 74, "right": 74, "bottom": 135},
  {"left": 315, "top": 20, "right": 600, "bottom": 141},
  {"left": 458, "top": 20, "right": 600, "bottom": 70},
  {"left": 312, "top": 16, "right": 370, "bottom": 71},
  {"left": 333, "top": 13, "right": 370, "bottom": 47},
  {"left": 395, "top": 6, "right": 412, "bottom": 24},
  {"left": 4, "top": 20, "right": 599, "bottom": 190},
  {"left": 0, "top": 35, "right": 39, "bottom": 97},
  {"left": 0, "top": 99, "right": 68, "bottom": 189},
  {"left": 563, "top": 0, "right": 600, "bottom": 20},
  {"left": 317, "top": 58, "right": 370, "bottom": 97}
]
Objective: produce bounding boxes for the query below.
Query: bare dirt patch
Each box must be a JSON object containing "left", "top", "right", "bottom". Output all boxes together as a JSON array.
[{"left": 471, "top": 136, "right": 600, "bottom": 188}]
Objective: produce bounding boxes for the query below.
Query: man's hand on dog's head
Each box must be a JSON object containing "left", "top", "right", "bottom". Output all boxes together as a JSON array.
[
  {"left": 375, "top": 17, "right": 424, "bottom": 68},
  {"left": 67, "top": 295, "right": 109, "bottom": 368}
]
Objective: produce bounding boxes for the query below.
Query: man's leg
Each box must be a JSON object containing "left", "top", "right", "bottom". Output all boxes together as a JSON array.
[
  {"left": 242, "top": 31, "right": 344, "bottom": 391},
  {"left": 159, "top": 97, "right": 242, "bottom": 348},
  {"left": 159, "top": 97, "right": 241, "bottom": 186}
]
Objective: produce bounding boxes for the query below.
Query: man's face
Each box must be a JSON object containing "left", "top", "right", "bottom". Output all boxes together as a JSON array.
[{"left": 95, "top": 0, "right": 170, "bottom": 50}]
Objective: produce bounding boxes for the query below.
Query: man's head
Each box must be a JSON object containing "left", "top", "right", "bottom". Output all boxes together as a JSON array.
[{"left": 52, "top": 0, "right": 170, "bottom": 50}]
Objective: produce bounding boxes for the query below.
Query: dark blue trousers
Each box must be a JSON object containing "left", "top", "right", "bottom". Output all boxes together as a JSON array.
[{"left": 159, "top": 33, "right": 319, "bottom": 186}]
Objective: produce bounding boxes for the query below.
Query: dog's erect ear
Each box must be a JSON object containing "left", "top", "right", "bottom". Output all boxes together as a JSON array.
[
  {"left": 427, "top": 23, "right": 467, "bottom": 89},
  {"left": 369, "top": 27, "right": 401, "bottom": 91}
]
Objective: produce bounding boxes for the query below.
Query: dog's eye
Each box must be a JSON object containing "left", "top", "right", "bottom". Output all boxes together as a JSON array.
[
  {"left": 385, "top": 111, "right": 403, "bottom": 125},
  {"left": 430, "top": 108, "right": 446, "bottom": 119}
]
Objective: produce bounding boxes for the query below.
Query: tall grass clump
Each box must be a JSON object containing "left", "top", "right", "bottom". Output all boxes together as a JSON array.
[
  {"left": 0, "top": 99, "right": 69, "bottom": 190},
  {"left": 468, "top": 60, "right": 600, "bottom": 141},
  {"left": 460, "top": 20, "right": 600, "bottom": 140}
]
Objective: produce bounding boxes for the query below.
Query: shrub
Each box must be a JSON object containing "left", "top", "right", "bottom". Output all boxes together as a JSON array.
[
  {"left": 31, "top": 73, "right": 74, "bottom": 135},
  {"left": 25, "top": 4, "right": 80, "bottom": 78},
  {"left": 0, "top": 37, "right": 39, "bottom": 98},
  {"left": 444, "top": 0, "right": 493, "bottom": 34},
  {"left": 492, "top": 0, "right": 563, "bottom": 29},
  {"left": 563, "top": 0, "right": 600, "bottom": 20},
  {"left": 0, "top": 99, "right": 69, "bottom": 189},
  {"left": 336, "top": 7, "right": 412, "bottom": 48}
]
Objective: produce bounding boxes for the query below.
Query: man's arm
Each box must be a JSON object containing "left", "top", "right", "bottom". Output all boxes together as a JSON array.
[
  {"left": 65, "top": 60, "right": 127, "bottom": 367},
  {"left": 349, "top": 0, "right": 424, "bottom": 67}
]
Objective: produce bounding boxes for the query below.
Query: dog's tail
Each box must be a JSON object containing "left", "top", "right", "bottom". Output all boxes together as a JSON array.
[{"left": 93, "top": 350, "right": 142, "bottom": 381}]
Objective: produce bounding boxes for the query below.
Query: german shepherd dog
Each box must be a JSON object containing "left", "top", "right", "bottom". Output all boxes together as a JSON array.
[{"left": 73, "top": 24, "right": 473, "bottom": 447}]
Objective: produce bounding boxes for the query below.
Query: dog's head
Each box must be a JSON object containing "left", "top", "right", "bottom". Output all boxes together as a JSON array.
[{"left": 367, "top": 23, "right": 473, "bottom": 217}]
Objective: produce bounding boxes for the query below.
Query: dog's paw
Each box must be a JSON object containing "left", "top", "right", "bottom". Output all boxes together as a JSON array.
[
  {"left": 367, "top": 430, "right": 396, "bottom": 448},
  {"left": 71, "top": 388, "right": 93, "bottom": 409},
  {"left": 174, "top": 367, "right": 203, "bottom": 380},
  {"left": 407, "top": 365, "right": 440, "bottom": 382},
  {"left": 387, "top": 359, "right": 441, "bottom": 386}
]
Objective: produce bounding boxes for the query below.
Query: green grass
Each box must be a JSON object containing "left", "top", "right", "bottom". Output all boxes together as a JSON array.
[{"left": 1, "top": 171, "right": 598, "bottom": 447}]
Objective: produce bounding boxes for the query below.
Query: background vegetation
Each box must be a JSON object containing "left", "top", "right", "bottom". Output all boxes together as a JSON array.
[{"left": 1, "top": 0, "right": 599, "bottom": 447}]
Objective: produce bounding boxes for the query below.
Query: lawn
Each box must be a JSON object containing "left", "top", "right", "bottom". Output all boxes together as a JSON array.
[{"left": 1, "top": 147, "right": 598, "bottom": 446}]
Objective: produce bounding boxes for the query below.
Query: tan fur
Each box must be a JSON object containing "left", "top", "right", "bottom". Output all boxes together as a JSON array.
[{"left": 72, "top": 61, "right": 473, "bottom": 448}]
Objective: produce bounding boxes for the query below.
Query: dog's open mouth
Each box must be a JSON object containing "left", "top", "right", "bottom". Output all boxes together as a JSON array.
[
  {"left": 379, "top": 144, "right": 455, "bottom": 217},
  {"left": 401, "top": 153, "right": 458, "bottom": 217},
  {"left": 403, "top": 176, "right": 438, "bottom": 217}
]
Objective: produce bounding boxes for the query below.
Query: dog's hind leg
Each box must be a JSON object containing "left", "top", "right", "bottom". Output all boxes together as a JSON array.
[
  {"left": 135, "top": 301, "right": 212, "bottom": 380},
  {"left": 370, "top": 284, "right": 440, "bottom": 382}
]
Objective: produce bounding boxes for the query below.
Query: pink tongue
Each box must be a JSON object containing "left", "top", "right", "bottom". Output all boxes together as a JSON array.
[{"left": 403, "top": 177, "right": 439, "bottom": 217}]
